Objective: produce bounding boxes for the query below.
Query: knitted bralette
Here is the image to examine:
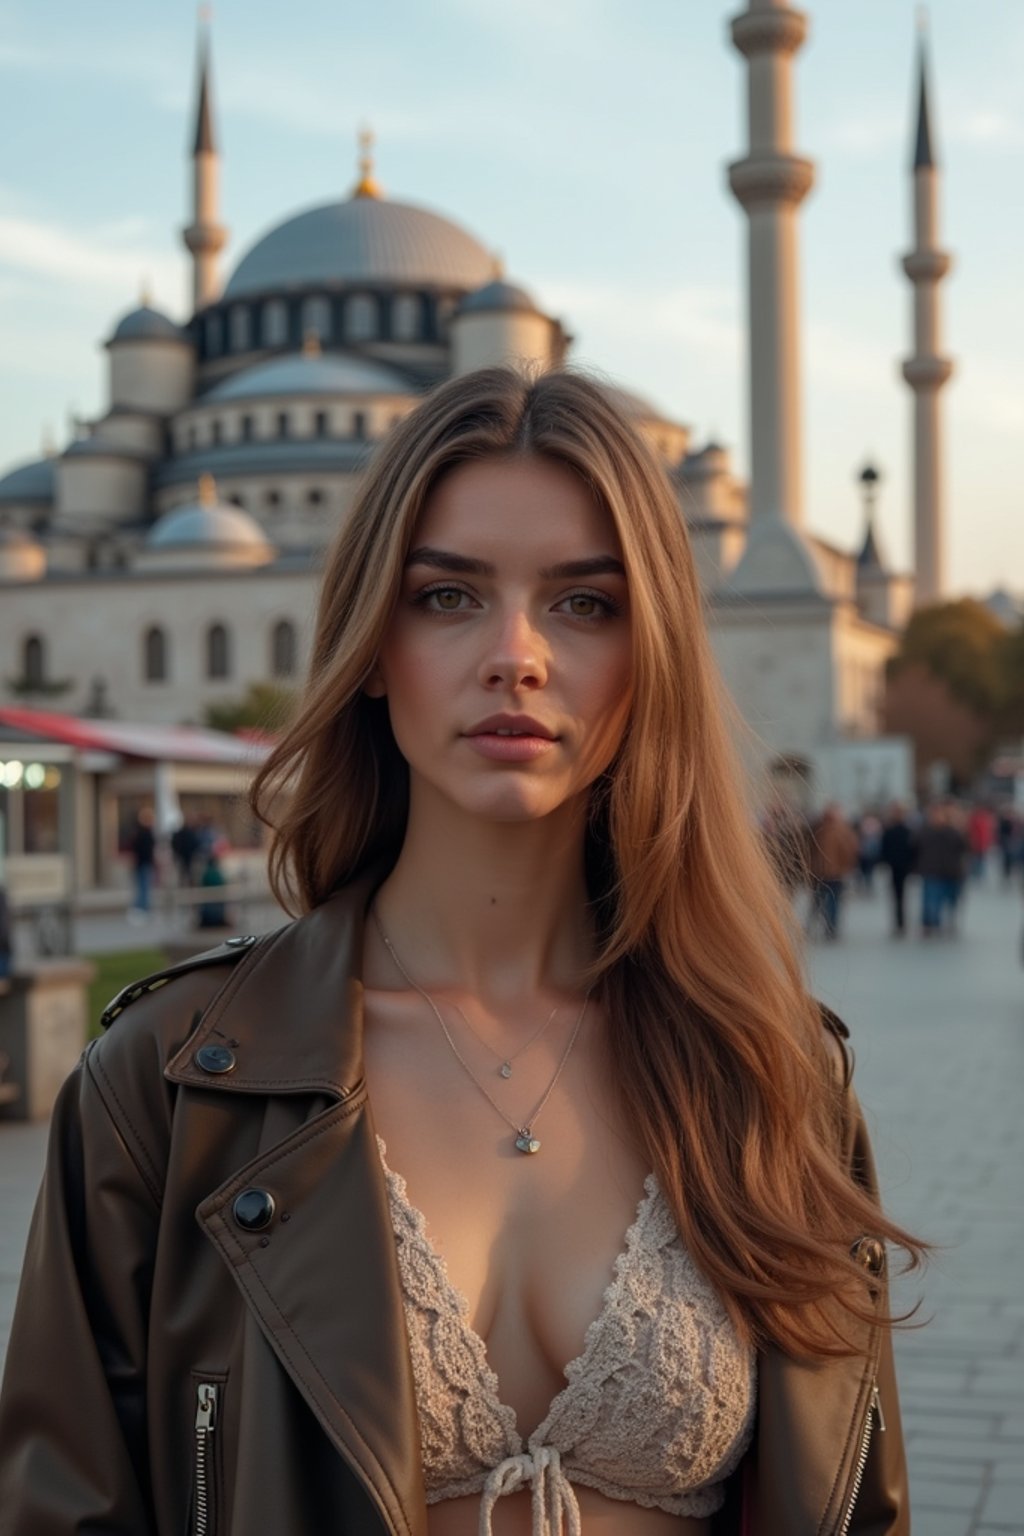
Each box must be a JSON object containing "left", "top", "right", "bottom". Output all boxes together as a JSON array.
[{"left": 377, "top": 1136, "right": 756, "bottom": 1536}]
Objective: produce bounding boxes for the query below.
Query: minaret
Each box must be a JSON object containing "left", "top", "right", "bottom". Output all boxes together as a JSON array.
[
  {"left": 182, "top": 18, "right": 228, "bottom": 313},
  {"left": 901, "top": 21, "right": 953, "bottom": 606},
  {"left": 727, "top": 1, "right": 815, "bottom": 531}
]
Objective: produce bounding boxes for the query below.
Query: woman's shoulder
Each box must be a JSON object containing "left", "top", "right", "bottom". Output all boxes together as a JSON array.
[{"left": 89, "top": 931, "right": 275, "bottom": 1102}]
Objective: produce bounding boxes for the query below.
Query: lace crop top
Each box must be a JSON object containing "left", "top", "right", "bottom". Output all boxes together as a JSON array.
[{"left": 377, "top": 1137, "right": 756, "bottom": 1536}]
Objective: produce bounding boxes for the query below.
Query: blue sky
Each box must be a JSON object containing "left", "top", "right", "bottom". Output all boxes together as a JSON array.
[{"left": 1, "top": 0, "right": 1021, "bottom": 595}]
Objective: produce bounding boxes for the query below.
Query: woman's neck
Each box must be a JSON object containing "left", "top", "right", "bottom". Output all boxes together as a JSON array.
[{"left": 370, "top": 791, "right": 595, "bottom": 1007}]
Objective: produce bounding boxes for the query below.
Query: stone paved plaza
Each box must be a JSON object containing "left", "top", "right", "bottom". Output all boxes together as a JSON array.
[{"left": 2, "top": 870, "right": 1022, "bottom": 1533}]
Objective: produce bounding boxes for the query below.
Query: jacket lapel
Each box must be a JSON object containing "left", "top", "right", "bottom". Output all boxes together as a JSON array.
[{"left": 166, "top": 872, "right": 430, "bottom": 1536}]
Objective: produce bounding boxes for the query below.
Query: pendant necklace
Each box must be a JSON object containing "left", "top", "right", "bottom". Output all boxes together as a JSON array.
[
  {"left": 449, "top": 998, "right": 560, "bottom": 1079},
  {"left": 372, "top": 906, "right": 592, "bottom": 1156}
]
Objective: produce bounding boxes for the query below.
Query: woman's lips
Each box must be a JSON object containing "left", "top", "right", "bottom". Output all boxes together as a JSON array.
[{"left": 464, "top": 733, "right": 558, "bottom": 762}]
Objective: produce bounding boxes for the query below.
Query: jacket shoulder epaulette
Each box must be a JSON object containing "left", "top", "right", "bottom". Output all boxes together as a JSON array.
[
  {"left": 817, "top": 1000, "right": 854, "bottom": 1090},
  {"left": 99, "top": 934, "right": 259, "bottom": 1030}
]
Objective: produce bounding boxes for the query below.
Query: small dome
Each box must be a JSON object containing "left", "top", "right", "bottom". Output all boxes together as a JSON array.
[
  {"left": 141, "top": 475, "right": 275, "bottom": 571},
  {"left": 0, "top": 526, "right": 45, "bottom": 582},
  {"left": 63, "top": 436, "right": 148, "bottom": 460},
  {"left": 0, "top": 455, "right": 56, "bottom": 505},
  {"left": 224, "top": 195, "right": 495, "bottom": 299},
  {"left": 205, "top": 352, "right": 413, "bottom": 403},
  {"left": 110, "top": 304, "right": 188, "bottom": 345},
  {"left": 456, "top": 279, "right": 540, "bottom": 316}
]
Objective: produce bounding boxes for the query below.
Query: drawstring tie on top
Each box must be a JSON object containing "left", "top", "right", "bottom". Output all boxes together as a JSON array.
[{"left": 479, "top": 1446, "right": 582, "bottom": 1536}]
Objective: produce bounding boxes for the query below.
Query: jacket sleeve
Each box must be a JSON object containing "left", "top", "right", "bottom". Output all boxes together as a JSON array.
[
  {"left": 844, "top": 1080, "right": 911, "bottom": 1536},
  {"left": 0, "top": 1041, "right": 159, "bottom": 1535}
]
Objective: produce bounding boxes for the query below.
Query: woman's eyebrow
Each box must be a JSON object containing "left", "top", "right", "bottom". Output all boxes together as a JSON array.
[{"left": 405, "top": 546, "right": 625, "bottom": 580}]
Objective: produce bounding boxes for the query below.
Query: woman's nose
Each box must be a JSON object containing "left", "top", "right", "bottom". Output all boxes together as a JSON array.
[{"left": 478, "top": 609, "right": 548, "bottom": 690}]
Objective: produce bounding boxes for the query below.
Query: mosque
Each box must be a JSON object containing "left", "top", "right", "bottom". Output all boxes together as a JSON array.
[{"left": 0, "top": 2, "right": 955, "bottom": 810}]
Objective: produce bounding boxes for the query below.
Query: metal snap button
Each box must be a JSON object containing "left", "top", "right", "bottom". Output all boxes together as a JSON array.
[
  {"left": 194, "top": 1044, "right": 237, "bottom": 1075},
  {"left": 233, "top": 1189, "right": 276, "bottom": 1231},
  {"left": 851, "top": 1235, "right": 886, "bottom": 1277}
]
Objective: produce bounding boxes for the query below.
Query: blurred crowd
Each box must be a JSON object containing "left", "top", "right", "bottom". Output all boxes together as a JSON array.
[
  {"left": 760, "top": 797, "right": 1024, "bottom": 943},
  {"left": 127, "top": 809, "right": 232, "bottom": 929}
]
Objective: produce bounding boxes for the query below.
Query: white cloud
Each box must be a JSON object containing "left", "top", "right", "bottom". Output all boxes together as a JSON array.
[
  {"left": 0, "top": 214, "right": 181, "bottom": 309},
  {"left": 950, "top": 109, "right": 1024, "bottom": 149},
  {"left": 537, "top": 277, "right": 742, "bottom": 354}
]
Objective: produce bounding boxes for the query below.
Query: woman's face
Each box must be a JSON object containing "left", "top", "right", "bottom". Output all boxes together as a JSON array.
[{"left": 370, "top": 454, "right": 633, "bottom": 826}]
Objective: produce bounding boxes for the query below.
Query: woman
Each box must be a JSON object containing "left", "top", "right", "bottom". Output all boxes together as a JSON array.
[{"left": 0, "top": 368, "right": 921, "bottom": 1535}]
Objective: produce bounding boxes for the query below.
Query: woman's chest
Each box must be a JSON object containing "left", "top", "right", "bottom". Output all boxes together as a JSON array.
[{"left": 361, "top": 995, "right": 654, "bottom": 1436}]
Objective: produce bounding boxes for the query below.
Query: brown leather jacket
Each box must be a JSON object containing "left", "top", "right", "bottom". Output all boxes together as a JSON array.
[{"left": 0, "top": 873, "right": 908, "bottom": 1535}]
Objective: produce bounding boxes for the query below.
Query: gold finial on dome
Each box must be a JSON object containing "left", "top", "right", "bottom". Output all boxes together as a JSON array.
[
  {"left": 302, "top": 328, "right": 322, "bottom": 358},
  {"left": 197, "top": 472, "right": 217, "bottom": 507},
  {"left": 140, "top": 275, "right": 153, "bottom": 307},
  {"left": 492, "top": 253, "right": 505, "bottom": 279},
  {"left": 352, "top": 125, "right": 382, "bottom": 199}
]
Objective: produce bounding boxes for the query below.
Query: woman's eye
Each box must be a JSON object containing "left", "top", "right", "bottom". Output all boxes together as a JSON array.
[
  {"left": 559, "top": 591, "right": 618, "bottom": 620},
  {"left": 415, "top": 584, "right": 473, "bottom": 613}
]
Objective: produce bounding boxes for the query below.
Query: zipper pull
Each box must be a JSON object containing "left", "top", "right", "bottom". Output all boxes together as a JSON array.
[
  {"left": 871, "top": 1382, "right": 886, "bottom": 1434},
  {"left": 195, "top": 1382, "right": 218, "bottom": 1432}
]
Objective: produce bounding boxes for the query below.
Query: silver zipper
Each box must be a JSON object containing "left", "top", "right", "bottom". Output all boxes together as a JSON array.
[
  {"left": 194, "top": 1382, "right": 219, "bottom": 1536},
  {"left": 836, "top": 1382, "right": 884, "bottom": 1536}
]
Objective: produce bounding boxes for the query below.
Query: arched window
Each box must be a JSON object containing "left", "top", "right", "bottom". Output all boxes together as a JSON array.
[
  {"left": 302, "top": 295, "right": 331, "bottom": 341},
  {"left": 392, "top": 293, "right": 421, "bottom": 341},
  {"left": 263, "top": 299, "right": 288, "bottom": 347},
  {"left": 276, "top": 411, "right": 289, "bottom": 439},
  {"left": 229, "top": 305, "right": 252, "bottom": 351},
  {"left": 241, "top": 414, "right": 254, "bottom": 441},
  {"left": 347, "top": 293, "right": 377, "bottom": 341},
  {"left": 207, "top": 623, "right": 230, "bottom": 680},
  {"left": 353, "top": 410, "right": 366, "bottom": 441},
  {"left": 23, "top": 634, "right": 45, "bottom": 687},
  {"left": 144, "top": 626, "right": 168, "bottom": 683},
  {"left": 205, "top": 312, "right": 223, "bottom": 356},
  {"left": 271, "top": 619, "right": 296, "bottom": 678}
]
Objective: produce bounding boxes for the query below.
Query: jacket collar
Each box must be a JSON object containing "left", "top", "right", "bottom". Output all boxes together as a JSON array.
[{"left": 166, "top": 867, "right": 383, "bottom": 1097}]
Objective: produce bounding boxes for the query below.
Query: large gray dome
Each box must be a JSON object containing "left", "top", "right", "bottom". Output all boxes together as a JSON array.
[{"left": 224, "top": 195, "right": 496, "bottom": 299}]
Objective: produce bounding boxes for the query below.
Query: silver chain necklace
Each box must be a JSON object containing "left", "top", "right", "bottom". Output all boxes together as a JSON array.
[
  {"left": 448, "top": 997, "right": 559, "bottom": 1079},
  {"left": 371, "top": 905, "right": 592, "bottom": 1156}
]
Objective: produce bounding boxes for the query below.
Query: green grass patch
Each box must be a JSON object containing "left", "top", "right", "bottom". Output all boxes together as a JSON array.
[{"left": 87, "top": 949, "right": 168, "bottom": 1041}]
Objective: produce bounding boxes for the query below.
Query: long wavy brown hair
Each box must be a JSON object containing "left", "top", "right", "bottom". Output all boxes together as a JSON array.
[{"left": 251, "top": 366, "right": 924, "bottom": 1357}]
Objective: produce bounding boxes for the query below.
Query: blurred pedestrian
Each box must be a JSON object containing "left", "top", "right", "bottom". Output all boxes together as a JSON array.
[
  {"left": 879, "top": 801, "right": 916, "bottom": 938},
  {"left": 128, "top": 806, "right": 157, "bottom": 921},
  {"left": 0, "top": 884, "right": 11, "bottom": 979},
  {"left": 996, "top": 808, "right": 1022, "bottom": 886},
  {"left": 855, "top": 812, "right": 883, "bottom": 893},
  {"left": 915, "top": 801, "right": 968, "bottom": 936},
  {"left": 197, "top": 841, "right": 231, "bottom": 930},
  {"left": 966, "top": 803, "right": 995, "bottom": 882},
  {"left": 807, "top": 803, "right": 859, "bottom": 940},
  {"left": 170, "top": 814, "right": 201, "bottom": 886}
]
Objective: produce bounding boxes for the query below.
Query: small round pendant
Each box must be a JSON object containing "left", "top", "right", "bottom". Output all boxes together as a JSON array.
[
  {"left": 515, "top": 1131, "right": 541, "bottom": 1155},
  {"left": 499, "top": 1062, "right": 513, "bottom": 1079}
]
